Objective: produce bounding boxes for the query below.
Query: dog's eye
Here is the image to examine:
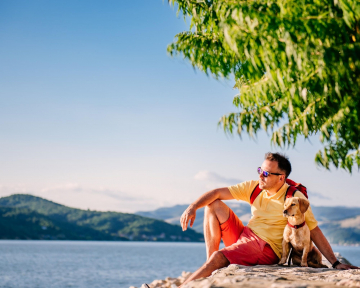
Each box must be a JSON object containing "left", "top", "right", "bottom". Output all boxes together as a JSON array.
[{"left": 291, "top": 204, "right": 295, "bottom": 206}]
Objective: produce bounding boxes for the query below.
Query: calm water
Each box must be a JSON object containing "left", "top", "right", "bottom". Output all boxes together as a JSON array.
[
  {"left": 0, "top": 241, "right": 359, "bottom": 288},
  {"left": 0, "top": 241, "right": 206, "bottom": 288}
]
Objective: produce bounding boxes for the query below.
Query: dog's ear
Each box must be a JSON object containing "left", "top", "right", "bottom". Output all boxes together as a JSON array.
[{"left": 299, "top": 198, "right": 310, "bottom": 214}]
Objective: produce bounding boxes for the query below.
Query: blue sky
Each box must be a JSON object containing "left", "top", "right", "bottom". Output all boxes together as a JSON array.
[{"left": 1, "top": 1, "right": 359, "bottom": 212}]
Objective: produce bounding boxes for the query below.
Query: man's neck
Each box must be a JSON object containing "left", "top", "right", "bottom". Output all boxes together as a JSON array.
[
  {"left": 266, "top": 190, "right": 277, "bottom": 196},
  {"left": 266, "top": 182, "right": 286, "bottom": 196}
]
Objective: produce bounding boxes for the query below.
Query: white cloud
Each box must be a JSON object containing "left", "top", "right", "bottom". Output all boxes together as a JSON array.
[
  {"left": 40, "top": 183, "right": 140, "bottom": 202},
  {"left": 194, "top": 170, "right": 242, "bottom": 187},
  {"left": 41, "top": 183, "right": 82, "bottom": 193},
  {"left": 307, "top": 191, "right": 331, "bottom": 200},
  {"left": 0, "top": 184, "right": 32, "bottom": 197}
]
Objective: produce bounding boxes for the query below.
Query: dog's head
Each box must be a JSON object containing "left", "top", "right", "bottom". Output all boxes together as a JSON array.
[{"left": 283, "top": 197, "right": 310, "bottom": 218}]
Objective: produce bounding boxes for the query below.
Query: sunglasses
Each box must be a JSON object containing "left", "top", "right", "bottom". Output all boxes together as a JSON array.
[{"left": 257, "top": 167, "right": 284, "bottom": 177}]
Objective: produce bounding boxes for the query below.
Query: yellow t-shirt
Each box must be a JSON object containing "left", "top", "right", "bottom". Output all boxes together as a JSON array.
[{"left": 228, "top": 180, "right": 318, "bottom": 259}]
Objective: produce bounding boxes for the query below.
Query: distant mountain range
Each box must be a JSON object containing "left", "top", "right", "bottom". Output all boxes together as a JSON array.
[
  {"left": 0, "top": 194, "right": 203, "bottom": 242},
  {"left": 2, "top": 194, "right": 359, "bottom": 245},
  {"left": 136, "top": 202, "right": 360, "bottom": 245}
]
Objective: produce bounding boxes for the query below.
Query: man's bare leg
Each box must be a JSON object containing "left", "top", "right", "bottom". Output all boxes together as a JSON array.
[
  {"left": 179, "top": 251, "right": 230, "bottom": 287},
  {"left": 204, "top": 199, "right": 230, "bottom": 259},
  {"left": 178, "top": 200, "right": 230, "bottom": 287}
]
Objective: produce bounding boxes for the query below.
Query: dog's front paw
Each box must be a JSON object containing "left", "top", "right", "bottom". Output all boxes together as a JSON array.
[
  {"left": 301, "top": 262, "right": 308, "bottom": 267},
  {"left": 278, "top": 259, "right": 287, "bottom": 265}
]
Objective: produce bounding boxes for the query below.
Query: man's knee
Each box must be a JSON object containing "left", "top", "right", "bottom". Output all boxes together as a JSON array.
[
  {"left": 205, "top": 200, "right": 230, "bottom": 224},
  {"left": 206, "top": 251, "right": 230, "bottom": 268},
  {"left": 205, "top": 199, "right": 224, "bottom": 212}
]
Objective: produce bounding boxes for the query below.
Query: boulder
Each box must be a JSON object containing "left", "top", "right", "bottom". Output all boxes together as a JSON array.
[
  {"left": 184, "top": 264, "right": 360, "bottom": 288},
  {"left": 135, "top": 254, "right": 359, "bottom": 288}
]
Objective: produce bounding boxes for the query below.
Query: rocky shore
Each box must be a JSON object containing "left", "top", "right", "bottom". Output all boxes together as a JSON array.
[{"left": 131, "top": 253, "right": 360, "bottom": 288}]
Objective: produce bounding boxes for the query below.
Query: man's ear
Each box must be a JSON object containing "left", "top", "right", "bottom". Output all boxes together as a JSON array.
[
  {"left": 299, "top": 198, "right": 310, "bottom": 214},
  {"left": 279, "top": 174, "right": 286, "bottom": 183}
]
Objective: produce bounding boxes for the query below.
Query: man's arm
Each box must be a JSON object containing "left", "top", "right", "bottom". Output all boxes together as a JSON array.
[
  {"left": 310, "top": 226, "right": 358, "bottom": 269},
  {"left": 180, "top": 187, "right": 234, "bottom": 231}
]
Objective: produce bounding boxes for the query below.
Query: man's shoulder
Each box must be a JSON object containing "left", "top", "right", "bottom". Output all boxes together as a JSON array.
[
  {"left": 228, "top": 180, "right": 260, "bottom": 202},
  {"left": 229, "top": 180, "right": 259, "bottom": 193},
  {"left": 239, "top": 180, "right": 259, "bottom": 189},
  {"left": 246, "top": 179, "right": 259, "bottom": 185}
]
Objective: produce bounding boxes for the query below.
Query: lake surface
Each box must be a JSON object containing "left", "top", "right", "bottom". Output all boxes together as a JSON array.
[{"left": 0, "top": 241, "right": 359, "bottom": 288}]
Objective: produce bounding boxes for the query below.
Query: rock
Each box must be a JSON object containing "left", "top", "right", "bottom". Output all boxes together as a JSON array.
[
  {"left": 150, "top": 279, "right": 166, "bottom": 287},
  {"left": 131, "top": 255, "right": 358, "bottom": 288},
  {"left": 133, "top": 271, "right": 193, "bottom": 288},
  {"left": 181, "top": 271, "right": 192, "bottom": 280},
  {"left": 183, "top": 262, "right": 360, "bottom": 288}
]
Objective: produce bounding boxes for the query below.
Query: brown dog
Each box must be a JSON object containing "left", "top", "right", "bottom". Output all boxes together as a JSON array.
[{"left": 278, "top": 197, "right": 327, "bottom": 268}]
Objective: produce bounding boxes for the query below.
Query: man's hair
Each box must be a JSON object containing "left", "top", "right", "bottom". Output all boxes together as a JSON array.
[{"left": 265, "top": 152, "right": 292, "bottom": 178}]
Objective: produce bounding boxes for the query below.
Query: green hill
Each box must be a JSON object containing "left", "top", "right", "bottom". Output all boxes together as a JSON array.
[
  {"left": 0, "top": 194, "right": 204, "bottom": 242},
  {"left": 0, "top": 206, "right": 120, "bottom": 240}
]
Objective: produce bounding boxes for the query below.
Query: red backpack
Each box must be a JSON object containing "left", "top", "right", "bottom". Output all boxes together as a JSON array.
[{"left": 249, "top": 179, "right": 308, "bottom": 205}]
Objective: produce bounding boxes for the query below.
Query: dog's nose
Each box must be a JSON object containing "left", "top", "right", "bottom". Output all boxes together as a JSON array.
[{"left": 283, "top": 210, "right": 287, "bottom": 214}]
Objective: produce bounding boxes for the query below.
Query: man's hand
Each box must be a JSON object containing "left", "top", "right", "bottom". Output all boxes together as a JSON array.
[
  {"left": 335, "top": 263, "right": 359, "bottom": 270},
  {"left": 179, "top": 187, "right": 233, "bottom": 231},
  {"left": 310, "top": 226, "right": 359, "bottom": 270},
  {"left": 180, "top": 204, "right": 197, "bottom": 231}
]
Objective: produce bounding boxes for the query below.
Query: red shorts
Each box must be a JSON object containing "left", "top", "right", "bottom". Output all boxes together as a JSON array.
[{"left": 220, "top": 209, "right": 279, "bottom": 266}]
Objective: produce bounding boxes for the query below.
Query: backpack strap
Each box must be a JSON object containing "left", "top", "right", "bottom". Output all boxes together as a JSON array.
[
  {"left": 285, "top": 179, "right": 308, "bottom": 199},
  {"left": 284, "top": 185, "right": 298, "bottom": 201},
  {"left": 250, "top": 184, "right": 262, "bottom": 205}
]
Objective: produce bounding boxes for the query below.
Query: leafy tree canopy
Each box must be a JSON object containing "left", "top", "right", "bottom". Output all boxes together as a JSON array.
[{"left": 168, "top": 0, "right": 360, "bottom": 172}]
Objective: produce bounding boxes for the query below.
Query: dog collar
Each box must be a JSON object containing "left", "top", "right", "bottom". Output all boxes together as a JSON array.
[{"left": 287, "top": 221, "right": 306, "bottom": 229}]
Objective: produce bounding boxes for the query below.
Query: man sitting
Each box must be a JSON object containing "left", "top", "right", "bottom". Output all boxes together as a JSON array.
[{"left": 179, "top": 152, "right": 357, "bottom": 287}]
